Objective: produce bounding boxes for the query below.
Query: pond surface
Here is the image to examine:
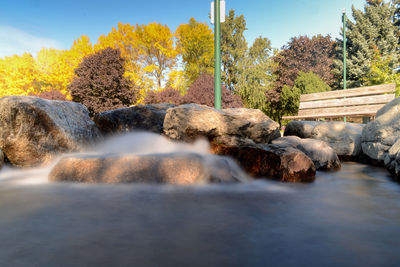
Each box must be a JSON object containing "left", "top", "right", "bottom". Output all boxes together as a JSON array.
[{"left": 0, "top": 162, "right": 399, "bottom": 267}]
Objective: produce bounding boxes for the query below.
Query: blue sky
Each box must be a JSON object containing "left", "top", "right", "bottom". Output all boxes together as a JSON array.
[{"left": 0, "top": 0, "right": 366, "bottom": 58}]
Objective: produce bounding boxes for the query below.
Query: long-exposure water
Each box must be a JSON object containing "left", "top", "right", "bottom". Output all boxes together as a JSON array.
[{"left": 0, "top": 133, "right": 399, "bottom": 267}]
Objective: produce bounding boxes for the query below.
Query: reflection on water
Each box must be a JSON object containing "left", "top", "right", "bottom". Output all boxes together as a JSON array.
[{"left": 0, "top": 162, "right": 400, "bottom": 267}]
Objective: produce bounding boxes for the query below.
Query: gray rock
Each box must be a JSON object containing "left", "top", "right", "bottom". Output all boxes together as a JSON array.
[
  {"left": 272, "top": 136, "right": 340, "bottom": 170},
  {"left": 49, "top": 152, "right": 248, "bottom": 185},
  {"left": 0, "top": 96, "right": 100, "bottom": 167},
  {"left": 211, "top": 142, "right": 316, "bottom": 183},
  {"left": 284, "top": 120, "right": 321, "bottom": 138},
  {"left": 362, "top": 97, "right": 400, "bottom": 161},
  {"left": 94, "top": 104, "right": 175, "bottom": 135},
  {"left": 311, "top": 122, "right": 364, "bottom": 158},
  {"left": 384, "top": 138, "right": 400, "bottom": 180},
  {"left": 163, "top": 104, "right": 280, "bottom": 144}
]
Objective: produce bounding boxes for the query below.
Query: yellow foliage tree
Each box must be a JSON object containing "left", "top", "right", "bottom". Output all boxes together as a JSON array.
[
  {"left": 175, "top": 18, "right": 214, "bottom": 85},
  {"left": 96, "top": 22, "right": 153, "bottom": 104},
  {"left": 135, "top": 22, "right": 177, "bottom": 90},
  {"left": 36, "top": 48, "right": 72, "bottom": 97},
  {"left": 0, "top": 53, "right": 40, "bottom": 97}
]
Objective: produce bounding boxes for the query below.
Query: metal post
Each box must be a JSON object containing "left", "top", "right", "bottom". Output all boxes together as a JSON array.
[
  {"left": 343, "top": 9, "right": 347, "bottom": 122},
  {"left": 343, "top": 9, "right": 347, "bottom": 91},
  {"left": 214, "top": 0, "right": 222, "bottom": 110}
]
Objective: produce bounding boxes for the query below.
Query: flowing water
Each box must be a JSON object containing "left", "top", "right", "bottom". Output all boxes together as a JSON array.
[{"left": 0, "top": 133, "right": 400, "bottom": 267}]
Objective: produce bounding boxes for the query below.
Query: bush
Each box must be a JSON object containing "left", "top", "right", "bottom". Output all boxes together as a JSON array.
[
  {"left": 31, "top": 89, "right": 67, "bottom": 101},
  {"left": 293, "top": 71, "right": 331, "bottom": 94},
  {"left": 68, "top": 48, "right": 136, "bottom": 116},
  {"left": 144, "top": 87, "right": 185, "bottom": 105},
  {"left": 183, "top": 73, "right": 243, "bottom": 108}
]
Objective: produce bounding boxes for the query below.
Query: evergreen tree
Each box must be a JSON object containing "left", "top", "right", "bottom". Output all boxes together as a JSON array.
[
  {"left": 333, "top": 0, "right": 399, "bottom": 88},
  {"left": 221, "top": 9, "right": 248, "bottom": 92}
]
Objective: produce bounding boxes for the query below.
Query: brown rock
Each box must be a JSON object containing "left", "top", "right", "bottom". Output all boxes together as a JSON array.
[
  {"left": 272, "top": 136, "right": 341, "bottom": 171},
  {"left": 0, "top": 96, "right": 100, "bottom": 167},
  {"left": 94, "top": 104, "right": 175, "bottom": 135},
  {"left": 211, "top": 143, "right": 316, "bottom": 183},
  {"left": 163, "top": 104, "right": 280, "bottom": 144},
  {"left": 49, "top": 152, "right": 248, "bottom": 185}
]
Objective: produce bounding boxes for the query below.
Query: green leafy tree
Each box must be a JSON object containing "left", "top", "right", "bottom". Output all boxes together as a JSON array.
[
  {"left": 221, "top": 9, "right": 248, "bottom": 92},
  {"left": 236, "top": 37, "right": 276, "bottom": 111},
  {"left": 293, "top": 71, "right": 331, "bottom": 94},
  {"left": 265, "top": 85, "right": 300, "bottom": 126},
  {"left": 333, "top": 0, "right": 400, "bottom": 88},
  {"left": 69, "top": 48, "right": 137, "bottom": 116}
]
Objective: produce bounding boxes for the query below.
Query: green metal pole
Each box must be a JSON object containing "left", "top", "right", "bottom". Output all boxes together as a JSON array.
[
  {"left": 343, "top": 10, "right": 347, "bottom": 91},
  {"left": 343, "top": 10, "right": 347, "bottom": 122},
  {"left": 214, "top": 0, "right": 221, "bottom": 110}
]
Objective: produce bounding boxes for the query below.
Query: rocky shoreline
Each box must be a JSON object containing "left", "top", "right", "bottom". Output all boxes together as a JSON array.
[{"left": 1, "top": 95, "right": 400, "bottom": 183}]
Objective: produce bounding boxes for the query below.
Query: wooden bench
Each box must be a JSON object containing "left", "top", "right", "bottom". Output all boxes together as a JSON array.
[{"left": 282, "top": 83, "right": 396, "bottom": 120}]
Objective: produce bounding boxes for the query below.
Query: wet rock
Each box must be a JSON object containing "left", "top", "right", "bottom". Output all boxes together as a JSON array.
[
  {"left": 164, "top": 104, "right": 280, "bottom": 144},
  {"left": 94, "top": 104, "right": 175, "bottom": 135},
  {"left": 211, "top": 143, "right": 316, "bottom": 183},
  {"left": 49, "top": 152, "right": 248, "bottom": 185},
  {"left": 0, "top": 96, "right": 100, "bottom": 167},
  {"left": 284, "top": 120, "right": 320, "bottom": 138},
  {"left": 272, "top": 136, "right": 340, "bottom": 171},
  {"left": 362, "top": 97, "right": 400, "bottom": 162},
  {"left": 0, "top": 149, "right": 3, "bottom": 170},
  {"left": 311, "top": 122, "right": 364, "bottom": 159}
]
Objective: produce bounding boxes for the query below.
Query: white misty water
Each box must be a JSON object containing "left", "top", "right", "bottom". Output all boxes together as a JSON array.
[{"left": 0, "top": 133, "right": 400, "bottom": 266}]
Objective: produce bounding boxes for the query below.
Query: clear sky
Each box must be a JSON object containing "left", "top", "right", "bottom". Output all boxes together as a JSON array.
[{"left": 0, "top": 0, "right": 366, "bottom": 58}]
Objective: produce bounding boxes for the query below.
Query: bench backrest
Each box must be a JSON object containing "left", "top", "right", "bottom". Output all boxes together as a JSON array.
[{"left": 283, "top": 83, "right": 396, "bottom": 120}]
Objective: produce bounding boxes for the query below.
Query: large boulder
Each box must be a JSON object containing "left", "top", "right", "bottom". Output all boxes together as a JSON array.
[
  {"left": 284, "top": 121, "right": 321, "bottom": 138},
  {"left": 362, "top": 97, "right": 400, "bottom": 162},
  {"left": 272, "top": 136, "right": 340, "bottom": 170},
  {"left": 49, "top": 152, "right": 248, "bottom": 185},
  {"left": 383, "top": 138, "right": 400, "bottom": 181},
  {"left": 0, "top": 96, "right": 100, "bottom": 167},
  {"left": 311, "top": 122, "right": 364, "bottom": 159},
  {"left": 94, "top": 104, "right": 175, "bottom": 135},
  {"left": 163, "top": 104, "right": 280, "bottom": 144},
  {"left": 211, "top": 143, "right": 316, "bottom": 183}
]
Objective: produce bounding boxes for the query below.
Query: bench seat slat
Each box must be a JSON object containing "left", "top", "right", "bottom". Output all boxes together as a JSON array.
[
  {"left": 282, "top": 104, "right": 385, "bottom": 120},
  {"left": 300, "top": 94, "right": 395, "bottom": 109},
  {"left": 300, "top": 84, "right": 396, "bottom": 102}
]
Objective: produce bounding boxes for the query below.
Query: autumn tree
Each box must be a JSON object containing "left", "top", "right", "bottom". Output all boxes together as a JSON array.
[
  {"left": 183, "top": 73, "right": 243, "bottom": 108},
  {"left": 333, "top": 0, "right": 399, "bottom": 88},
  {"left": 143, "top": 87, "right": 184, "bottom": 105},
  {"left": 221, "top": 9, "right": 248, "bottom": 92},
  {"left": 135, "top": 22, "right": 177, "bottom": 90},
  {"left": 274, "top": 35, "right": 335, "bottom": 90},
  {"left": 0, "top": 53, "right": 40, "bottom": 97},
  {"left": 69, "top": 48, "right": 137, "bottom": 116},
  {"left": 36, "top": 48, "right": 72, "bottom": 98},
  {"left": 175, "top": 18, "right": 214, "bottom": 86}
]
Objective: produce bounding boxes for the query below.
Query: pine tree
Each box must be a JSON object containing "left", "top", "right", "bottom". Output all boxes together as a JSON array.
[{"left": 333, "top": 0, "right": 399, "bottom": 88}]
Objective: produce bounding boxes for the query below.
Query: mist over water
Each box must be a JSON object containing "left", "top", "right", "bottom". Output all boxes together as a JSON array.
[{"left": 1, "top": 133, "right": 400, "bottom": 266}]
